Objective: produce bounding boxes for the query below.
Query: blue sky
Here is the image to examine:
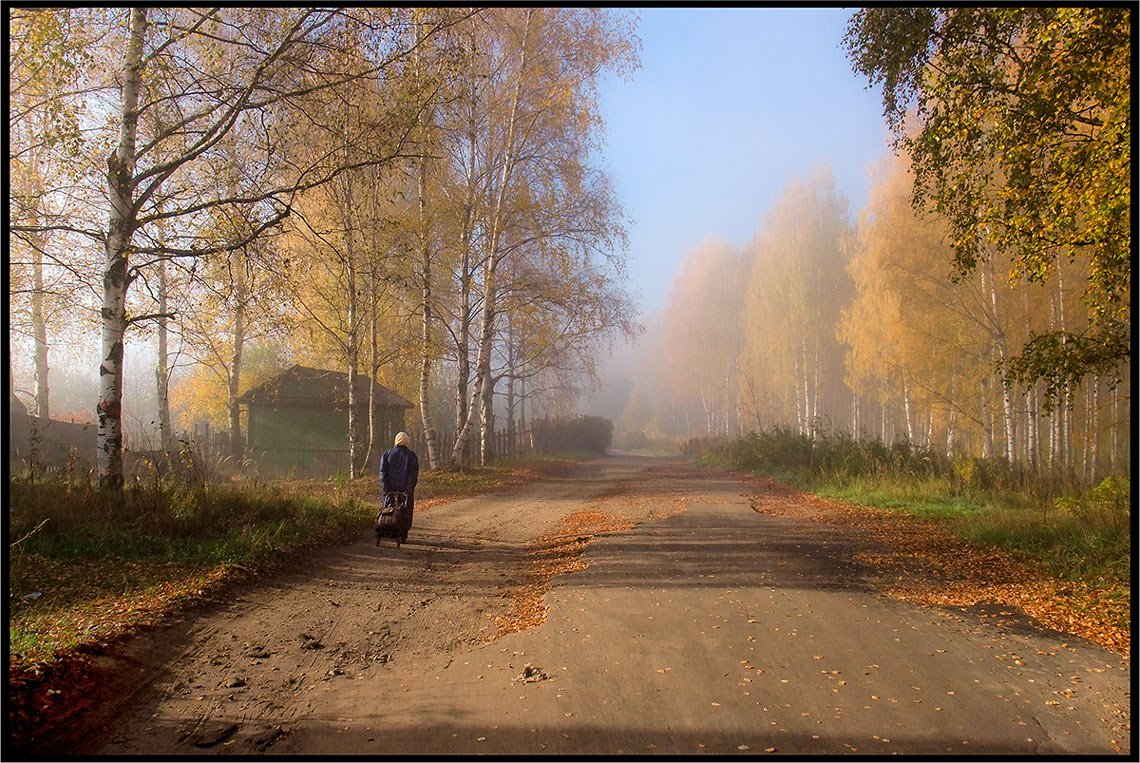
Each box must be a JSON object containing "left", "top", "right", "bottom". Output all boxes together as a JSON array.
[{"left": 597, "top": 8, "right": 892, "bottom": 313}]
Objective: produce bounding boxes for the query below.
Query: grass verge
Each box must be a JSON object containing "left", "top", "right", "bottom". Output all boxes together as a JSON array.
[
  {"left": 7, "top": 456, "right": 578, "bottom": 673},
  {"left": 808, "top": 475, "right": 1131, "bottom": 587},
  {"left": 687, "top": 438, "right": 1130, "bottom": 657}
]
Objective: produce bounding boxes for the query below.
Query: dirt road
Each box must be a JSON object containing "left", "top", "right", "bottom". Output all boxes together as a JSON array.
[{"left": 73, "top": 454, "right": 1128, "bottom": 755}]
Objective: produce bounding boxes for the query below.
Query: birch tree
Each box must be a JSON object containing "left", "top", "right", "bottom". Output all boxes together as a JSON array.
[
  {"left": 846, "top": 7, "right": 1131, "bottom": 397},
  {"left": 10, "top": 8, "right": 458, "bottom": 489},
  {"left": 447, "top": 7, "right": 638, "bottom": 465}
]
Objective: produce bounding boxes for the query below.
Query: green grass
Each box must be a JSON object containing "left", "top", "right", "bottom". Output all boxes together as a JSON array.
[
  {"left": 685, "top": 432, "right": 1130, "bottom": 588},
  {"left": 813, "top": 476, "right": 990, "bottom": 521},
  {"left": 809, "top": 474, "right": 1129, "bottom": 583},
  {"left": 8, "top": 477, "right": 369, "bottom": 661}
]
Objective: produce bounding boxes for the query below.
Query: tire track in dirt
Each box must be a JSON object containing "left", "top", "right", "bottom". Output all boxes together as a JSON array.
[{"left": 76, "top": 456, "right": 663, "bottom": 755}]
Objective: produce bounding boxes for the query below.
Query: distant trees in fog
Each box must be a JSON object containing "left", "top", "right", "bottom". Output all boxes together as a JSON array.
[
  {"left": 627, "top": 153, "right": 1129, "bottom": 480},
  {"left": 622, "top": 6, "right": 1131, "bottom": 482}
]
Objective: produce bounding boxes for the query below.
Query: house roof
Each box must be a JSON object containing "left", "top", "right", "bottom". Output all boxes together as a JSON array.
[
  {"left": 236, "top": 364, "right": 413, "bottom": 409},
  {"left": 10, "top": 389, "right": 29, "bottom": 417}
]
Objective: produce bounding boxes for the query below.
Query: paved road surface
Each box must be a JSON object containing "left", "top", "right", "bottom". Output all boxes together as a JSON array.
[{"left": 79, "top": 454, "right": 1129, "bottom": 755}]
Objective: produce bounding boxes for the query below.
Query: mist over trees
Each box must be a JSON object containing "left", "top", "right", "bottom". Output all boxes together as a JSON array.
[
  {"left": 8, "top": 7, "right": 640, "bottom": 487},
  {"left": 9, "top": 7, "right": 1130, "bottom": 489},
  {"left": 607, "top": 7, "right": 1130, "bottom": 484},
  {"left": 616, "top": 148, "right": 1129, "bottom": 480},
  {"left": 844, "top": 7, "right": 1131, "bottom": 399}
]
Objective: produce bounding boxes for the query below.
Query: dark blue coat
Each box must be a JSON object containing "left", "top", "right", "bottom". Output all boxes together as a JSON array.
[{"left": 380, "top": 444, "right": 419, "bottom": 512}]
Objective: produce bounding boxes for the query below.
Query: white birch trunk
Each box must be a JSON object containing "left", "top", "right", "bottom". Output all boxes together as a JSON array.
[
  {"left": 1026, "top": 383, "right": 1038, "bottom": 472},
  {"left": 946, "top": 409, "right": 956, "bottom": 458},
  {"left": 29, "top": 154, "right": 50, "bottom": 422},
  {"left": 983, "top": 262, "right": 1016, "bottom": 462},
  {"left": 31, "top": 225, "right": 50, "bottom": 421},
  {"left": 793, "top": 340, "right": 804, "bottom": 435},
  {"left": 454, "top": 31, "right": 479, "bottom": 449},
  {"left": 480, "top": 361, "right": 496, "bottom": 463},
  {"left": 451, "top": 9, "right": 533, "bottom": 466},
  {"left": 1022, "top": 293, "right": 1037, "bottom": 471},
  {"left": 418, "top": 128, "right": 440, "bottom": 469},
  {"left": 228, "top": 262, "right": 246, "bottom": 465},
  {"left": 155, "top": 255, "right": 172, "bottom": 450},
  {"left": 1056, "top": 263, "right": 1072, "bottom": 471},
  {"left": 980, "top": 379, "right": 992, "bottom": 459},
  {"left": 1089, "top": 376, "right": 1099, "bottom": 483},
  {"left": 1109, "top": 383, "right": 1117, "bottom": 470},
  {"left": 811, "top": 328, "right": 821, "bottom": 433},
  {"left": 98, "top": 7, "right": 146, "bottom": 490},
  {"left": 800, "top": 334, "right": 810, "bottom": 435},
  {"left": 902, "top": 376, "right": 913, "bottom": 442},
  {"left": 364, "top": 253, "right": 379, "bottom": 469},
  {"left": 345, "top": 183, "right": 360, "bottom": 480},
  {"left": 506, "top": 317, "right": 516, "bottom": 454},
  {"left": 415, "top": 19, "right": 441, "bottom": 470}
]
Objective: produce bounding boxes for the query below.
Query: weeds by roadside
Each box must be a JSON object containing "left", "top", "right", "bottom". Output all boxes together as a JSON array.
[
  {"left": 7, "top": 457, "right": 578, "bottom": 671},
  {"left": 684, "top": 429, "right": 1130, "bottom": 585}
]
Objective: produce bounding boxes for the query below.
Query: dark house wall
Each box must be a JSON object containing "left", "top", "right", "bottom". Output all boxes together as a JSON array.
[
  {"left": 246, "top": 403, "right": 406, "bottom": 477},
  {"left": 8, "top": 409, "right": 98, "bottom": 473}
]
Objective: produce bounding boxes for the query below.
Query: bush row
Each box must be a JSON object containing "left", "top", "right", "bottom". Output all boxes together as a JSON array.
[
  {"left": 532, "top": 416, "right": 613, "bottom": 456},
  {"left": 682, "top": 426, "right": 1130, "bottom": 509}
]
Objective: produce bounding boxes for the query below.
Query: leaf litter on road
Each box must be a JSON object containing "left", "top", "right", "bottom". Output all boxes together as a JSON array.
[{"left": 743, "top": 476, "right": 1130, "bottom": 657}]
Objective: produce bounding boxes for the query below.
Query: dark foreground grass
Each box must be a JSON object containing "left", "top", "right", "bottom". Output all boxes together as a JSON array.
[{"left": 8, "top": 457, "right": 577, "bottom": 669}]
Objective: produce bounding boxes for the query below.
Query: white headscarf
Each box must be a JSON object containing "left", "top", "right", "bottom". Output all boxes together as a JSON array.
[{"left": 394, "top": 431, "right": 411, "bottom": 448}]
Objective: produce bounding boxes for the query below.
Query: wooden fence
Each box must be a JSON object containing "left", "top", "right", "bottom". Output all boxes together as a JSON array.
[
  {"left": 433, "top": 425, "right": 534, "bottom": 463},
  {"left": 13, "top": 410, "right": 537, "bottom": 481},
  {"left": 9, "top": 411, "right": 97, "bottom": 475},
  {"left": 122, "top": 424, "right": 232, "bottom": 461}
]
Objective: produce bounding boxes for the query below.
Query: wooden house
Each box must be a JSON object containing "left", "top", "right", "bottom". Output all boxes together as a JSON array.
[{"left": 236, "top": 364, "right": 413, "bottom": 477}]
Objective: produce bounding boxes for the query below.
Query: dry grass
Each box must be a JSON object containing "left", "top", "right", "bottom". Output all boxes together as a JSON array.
[{"left": 8, "top": 457, "right": 579, "bottom": 675}]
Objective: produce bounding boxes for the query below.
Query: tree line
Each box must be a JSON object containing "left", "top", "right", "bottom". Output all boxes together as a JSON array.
[
  {"left": 9, "top": 8, "right": 640, "bottom": 487},
  {"left": 621, "top": 7, "right": 1130, "bottom": 484}
]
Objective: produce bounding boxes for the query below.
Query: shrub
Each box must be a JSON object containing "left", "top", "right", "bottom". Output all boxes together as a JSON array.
[
  {"left": 532, "top": 416, "right": 613, "bottom": 455},
  {"left": 1056, "top": 476, "right": 1131, "bottom": 532},
  {"left": 622, "top": 429, "right": 650, "bottom": 449}
]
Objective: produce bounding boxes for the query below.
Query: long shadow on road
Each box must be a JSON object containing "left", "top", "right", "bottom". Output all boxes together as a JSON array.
[{"left": 571, "top": 508, "right": 878, "bottom": 594}]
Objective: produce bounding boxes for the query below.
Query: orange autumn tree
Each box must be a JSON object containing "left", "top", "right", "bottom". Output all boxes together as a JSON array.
[{"left": 740, "top": 166, "right": 853, "bottom": 435}]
